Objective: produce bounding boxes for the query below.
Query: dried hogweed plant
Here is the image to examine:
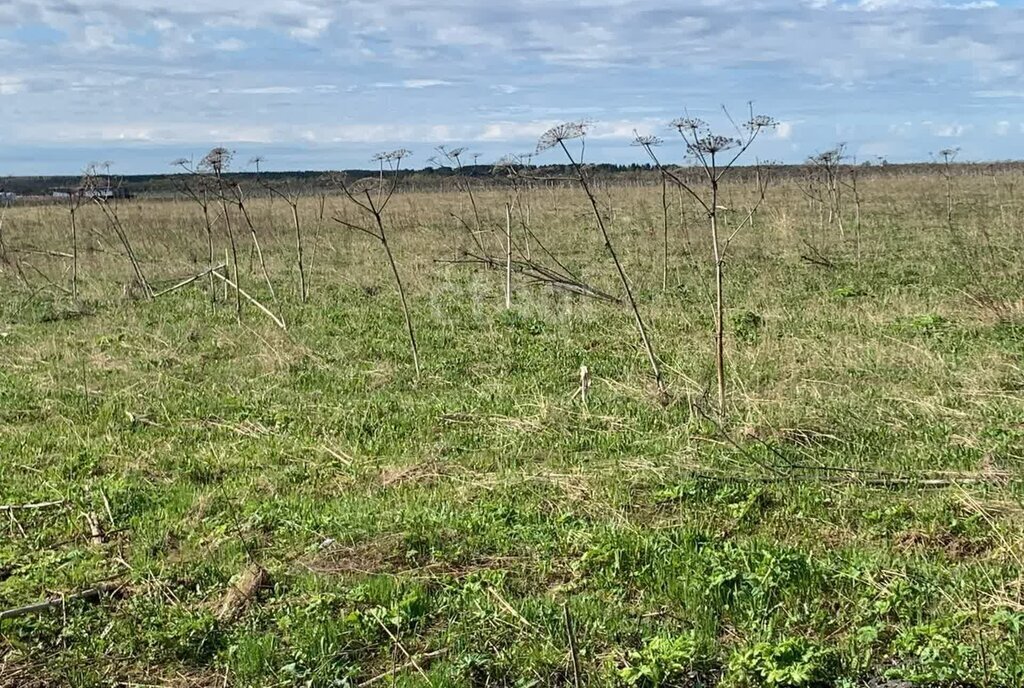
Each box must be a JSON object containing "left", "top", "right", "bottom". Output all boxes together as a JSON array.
[
  {"left": 636, "top": 107, "right": 776, "bottom": 415},
  {"left": 431, "top": 145, "right": 494, "bottom": 260},
  {"left": 332, "top": 149, "right": 421, "bottom": 378},
  {"left": 83, "top": 163, "right": 152, "bottom": 299},
  {"left": 538, "top": 120, "right": 666, "bottom": 400}
]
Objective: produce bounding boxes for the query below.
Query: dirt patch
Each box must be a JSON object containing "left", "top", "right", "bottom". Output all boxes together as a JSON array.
[
  {"left": 301, "top": 534, "right": 408, "bottom": 576},
  {"left": 895, "top": 529, "right": 991, "bottom": 560},
  {"left": 377, "top": 461, "right": 447, "bottom": 489}
]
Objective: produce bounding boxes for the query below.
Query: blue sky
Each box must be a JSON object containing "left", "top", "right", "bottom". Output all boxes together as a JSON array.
[{"left": 2, "top": 0, "right": 1024, "bottom": 174}]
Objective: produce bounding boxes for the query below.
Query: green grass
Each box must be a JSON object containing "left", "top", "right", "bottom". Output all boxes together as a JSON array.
[{"left": 2, "top": 174, "right": 1024, "bottom": 686}]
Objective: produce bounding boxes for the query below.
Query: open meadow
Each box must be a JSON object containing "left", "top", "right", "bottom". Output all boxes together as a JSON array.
[{"left": 2, "top": 163, "right": 1024, "bottom": 686}]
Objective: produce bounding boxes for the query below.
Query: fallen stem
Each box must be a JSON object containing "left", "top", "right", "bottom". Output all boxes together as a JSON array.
[
  {"left": 152, "top": 264, "right": 227, "bottom": 298},
  {"left": 210, "top": 269, "right": 287, "bottom": 330},
  {"left": 0, "top": 500, "right": 65, "bottom": 513},
  {"left": 0, "top": 582, "right": 123, "bottom": 621}
]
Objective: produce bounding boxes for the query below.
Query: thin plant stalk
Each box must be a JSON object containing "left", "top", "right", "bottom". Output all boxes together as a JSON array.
[
  {"left": 709, "top": 155, "right": 725, "bottom": 411},
  {"left": 661, "top": 171, "right": 669, "bottom": 292},
  {"left": 365, "top": 190, "right": 420, "bottom": 377},
  {"left": 233, "top": 189, "right": 276, "bottom": 300},
  {"left": 332, "top": 150, "right": 420, "bottom": 378},
  {"left": 555, "top": 136, "right": 664, "bottom": 396},
  {"left": 262, "top": 180, "right": 309, "bottom": 302},
  {"left": 218, "top": 182, "right": 242, "bottom": 321},
  {"left": 210, "top": 268, "right": 286, "bottom": 330},
  {"left": 93, "top": 196, "right": 151, "bottom": 298},
  {"left": 505, "top": 202, "right": 513, "bottom": 308},
  {"left": 202, "top": 188, "right": 215, "bottom": 301},
  {"left": 637, "top": 110, "right": 775, "bottom": 414},
  {"left": 290, "top": 203, "right": 307, "bottom": 302},
  {"left": 306, "top": 193, "right": 327, "bottom": 295},
  {"left": 69, "top": 200, "right": 79, "bottom": 301}
]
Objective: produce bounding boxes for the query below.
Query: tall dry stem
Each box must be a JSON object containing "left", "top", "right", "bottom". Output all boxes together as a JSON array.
[
  {"left": 638, "top": 108, "right": 775, "bottom": 414},
  {"left": 332, "top": 151, "right": 421, "bottom": 378},
  {"left": 540, "top": 122, "right": 665, "bottom": 398}
]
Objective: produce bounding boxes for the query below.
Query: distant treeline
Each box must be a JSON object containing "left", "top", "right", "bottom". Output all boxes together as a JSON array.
[{"left": 3, "top": 160, "right": 1023, "bottom": 197}]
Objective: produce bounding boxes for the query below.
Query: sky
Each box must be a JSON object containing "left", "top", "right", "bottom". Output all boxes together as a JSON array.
[{"left": 2, "top": 0, "right": 1024, "bottom": 174}]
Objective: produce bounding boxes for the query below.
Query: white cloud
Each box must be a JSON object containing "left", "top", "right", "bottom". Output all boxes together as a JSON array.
[
  {"left": 289, "top": 16, "right": 332, "bottom": 41},
  {"left": 369, "top": 79, "right": 454, "bottom": 89},
  {"left": 973, "top": 89, "right": 1024, "bottom": 98},
  {"left": 477, "top": 121, "right": 559, "bottom": 142},
  {"left": 856, "top": 0, "right": 995, "bottom": 9},
  {"left": 40, "top": 122, "right": 277, "bottom": 144},
  {"left": 232, "top": 86, "right": 302, "bottom": 94},
  {"left": 0, "top": 77, "right": 23, "bottom": 96},
  {"left": 215, "top": 38, "right": 246, "bottom": 51},
  {"left": 927, "top": 121, "right": 970, "bottom": 137},
  {"left": 78, "top": 25, "right": 125, "bottom": 52},
  {"left": 5, "top": 0, "right": 1024, "bottom": 171},
  {"left": 401, "top": 79, "right": 453, "bottom": 89}
]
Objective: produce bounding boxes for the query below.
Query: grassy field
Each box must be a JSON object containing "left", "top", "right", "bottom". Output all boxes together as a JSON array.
[{"left": 2, "top": 168, "right": 1024, "bottom": 686}]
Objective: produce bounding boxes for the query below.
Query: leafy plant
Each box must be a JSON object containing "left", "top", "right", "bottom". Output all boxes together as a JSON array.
[
  {"left": 619, "top": 633, "right": 716, "bottom": 687},
  {"left": 732, "top": 310, "right": 764, "bottom": 344},
  {"left": 725, "top": 638, "right": 836, "bottom": 687}
]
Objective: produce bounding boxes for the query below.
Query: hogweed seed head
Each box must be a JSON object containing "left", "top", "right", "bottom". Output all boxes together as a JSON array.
[
  {"left": 492, "top": 154, "right": 520, "bottom": 173},
  {"left": 691, "top": 134, "right": 740, "bottom": 155},
  {"left": 632, "top": 133, "right": 663, "bottom": 148},
  {"left": 745, "top": 114, "right": 777, "bottom": 132},
  {"left": 536, "top": 121, "right": 588, "bottom": 153},
  {"left": 809, "top": 145, "right": 846, "bottom": 167},
  {"left": 372, "top": 148, "right": 412, "bottom": 164},
  {"left": 670, "top": 117, "right": 707, "bottom": 134},
  {"left": 200, "top": 147, "right": 233, "bottom": 174},
  {"left": 349, "top": 176, "right": 383, "bottom": 194}
]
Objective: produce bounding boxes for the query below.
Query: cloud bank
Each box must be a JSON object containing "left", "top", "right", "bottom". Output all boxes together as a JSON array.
[{"left": 2, "top": 0, "right": 1023, "bottom": 172}]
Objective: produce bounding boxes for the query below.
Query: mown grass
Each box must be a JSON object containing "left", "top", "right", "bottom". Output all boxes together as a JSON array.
[{"left": 2, "top": 170, "right": 1024, "bottom": 686}]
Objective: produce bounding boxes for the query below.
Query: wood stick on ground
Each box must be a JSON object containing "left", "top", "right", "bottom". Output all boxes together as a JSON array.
[
  {"left": 99, "top": 488, "right": 115, "bottom": 529},
  {"left": 0, "top": 500, "right": 64, "bottom": 513},
  {"left": 683, "top": 470, "right": 1015, "bottom": 488},
  {"left": 84, "top": 511, "right": 105, "bottom": 545},
  {"left": 7, "top": 247, "right": 75, "bottom": 259},
  {"left": 0, "top": 582, "right": 122, "bottom": 621},
  {"left": 486, "top": 585, "right": 534, "bottom": 628},
  {"left": 210, "top": 269, "right": 287, "bottom": 330},
  {"left": 579, "top": 365, "right": 591, "bottom": 410},
  {"left": 215, "top": 563, "right": 269, "bottom": 622},
  {"left": 152, "top": 263, "right": 226, "bottom": 298}
]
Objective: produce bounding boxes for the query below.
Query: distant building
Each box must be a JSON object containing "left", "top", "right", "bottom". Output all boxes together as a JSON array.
[{"left": 51, "top": 186, "right": 131, "bottom": 200}]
